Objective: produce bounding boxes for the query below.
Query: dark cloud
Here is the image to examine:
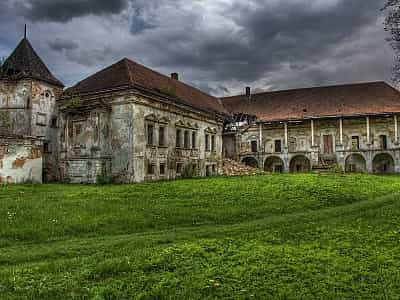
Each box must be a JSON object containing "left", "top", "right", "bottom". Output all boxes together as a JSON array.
[
  {"left": 48, "top": 38, "right": 78, "bottom": 52},
  {"left": 0, "top": 0, "right": 393, "bottom": 95},
  {"left": 15, "top": 0, "right": 128, "bottom": 22}
]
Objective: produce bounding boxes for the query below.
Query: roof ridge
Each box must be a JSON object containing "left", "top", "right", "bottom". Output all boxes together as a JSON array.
[
  {"left": 221, "top": 81, "right": 387, "bottom": 100},
  {"left": 123, "top": 57, "right": 219, "bottom": 100}
]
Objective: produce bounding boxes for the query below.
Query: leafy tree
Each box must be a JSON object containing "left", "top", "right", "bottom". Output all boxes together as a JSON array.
[{"left": 384, "top": 0, "right": 400, "bottom": 83}]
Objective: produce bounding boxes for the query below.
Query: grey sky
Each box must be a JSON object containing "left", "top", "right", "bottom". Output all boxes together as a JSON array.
[{"left": 0, "top": 0, "right": 393, "bottom": 96}]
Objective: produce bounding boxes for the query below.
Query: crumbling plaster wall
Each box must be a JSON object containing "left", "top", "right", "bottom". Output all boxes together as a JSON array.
[
  {"left": 0, "top": 80, "right": 31, "bottom": 136},
  {"left": 235, "top": 116, "right": 400, "bottom": 172},
  {"left": 130, "top": 93, "right": 223, "bottom": 182},
  {"left": 0, "top": 137, "right": 43, "bottom": 184}
]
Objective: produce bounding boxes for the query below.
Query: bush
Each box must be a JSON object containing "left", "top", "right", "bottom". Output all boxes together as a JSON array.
[
  {"left": 96, "top": 174, "right": 115, "bottom": 185},
  {"left": 328, "top": 163, "right": 344, "bottom": 174},
  {"left": 181, "top": 164, "right": 199, "bottom": 179}
]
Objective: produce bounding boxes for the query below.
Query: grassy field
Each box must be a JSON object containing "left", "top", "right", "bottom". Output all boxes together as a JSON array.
[{"left": 1, "top": 174, "right": 400, "bottom": 299}]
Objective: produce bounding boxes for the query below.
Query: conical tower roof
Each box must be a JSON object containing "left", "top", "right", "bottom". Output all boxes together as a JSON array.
[{"left": 0, "top": 37, "right": 63, "bottom": 87}]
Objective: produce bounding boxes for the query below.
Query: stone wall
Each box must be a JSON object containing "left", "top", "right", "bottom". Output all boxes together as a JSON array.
[
  {"left": 233, "top": 115, "right": 400, "bottom": 174},
  {"left": 0, "top": 137, "right": 43, "bottom": 184}
]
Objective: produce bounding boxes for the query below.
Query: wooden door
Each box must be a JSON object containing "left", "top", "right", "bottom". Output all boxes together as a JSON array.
[{"left": 323, "top": 135, "right": 333, "bottom": 154}]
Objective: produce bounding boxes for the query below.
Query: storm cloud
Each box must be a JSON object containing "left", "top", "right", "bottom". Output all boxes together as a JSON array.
[{"left": 0, "top": 0, "right": 394, "bottom": 96}]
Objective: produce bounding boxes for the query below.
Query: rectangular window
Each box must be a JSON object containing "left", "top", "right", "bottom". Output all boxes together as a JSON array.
[
  {"left": 160, "top": 163, "right": 166, "bottom": 175},
  {"left": 43, "top": 142, "right": 51, "bottom": 153},
  {"left": 274, "top": 140, "right": 282, "bottom": 153},
  {"left": 176, "top": 163, "right": 183, "bottom": 174},
  {"left": 380, "top": 135, "right": 388, "bottom": 150},
  {"left": 147, "top": 162, "right": 154, "bottom": 175},
  {"left": 50, "top": 116, "right": 57, "bottom": 128},
  {"left": 192, "top": 132, "right": 197, "bottom": 149},
  {"left": 159, "top": 126, "right": 165, "bottom": 147},
  {"left": 251, "top": 140, "right": 258, "bottom": 153},
  {"left": 352, "top": 136, "right": 360, "bottom": 150},
  {"left": 184, "top": 130, "right": 190, "bottom": 149},
  {"left": 205, "top": 134, "right": 210, "bottom": 151},
  {"left": 211, "top": 135, "right": 216, "bottom": 152},
  {"left": 212, "top": 164, "right": 216, "bottom": 175},
  {"left": 176, "top": 129, "right": 182, "bottom": 148},
  {"left": 147, "top": 124, "right": 154, "bottom": 145}
]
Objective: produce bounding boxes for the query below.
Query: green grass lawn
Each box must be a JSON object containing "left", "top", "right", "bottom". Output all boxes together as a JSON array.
[{"left": 1, "top": 174, "right": 400, "bottom": 299}]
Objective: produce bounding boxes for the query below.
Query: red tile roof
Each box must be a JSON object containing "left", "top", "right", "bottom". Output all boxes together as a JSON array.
[
  {"left": 65, "top": 58, "right": 227, "bottom": 115},
  {"left": 221, "top": 82, "right": 400, "bottom": 122}
]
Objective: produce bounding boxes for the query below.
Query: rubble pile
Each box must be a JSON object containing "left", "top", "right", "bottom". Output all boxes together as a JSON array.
[{"left": 221, "top": 159, "right": 262, "bottom": 176}]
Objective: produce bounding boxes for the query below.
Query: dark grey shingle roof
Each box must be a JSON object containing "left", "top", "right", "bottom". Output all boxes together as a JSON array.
[{"left": 0, "top": 38, "right": 63, "bottom": 87}]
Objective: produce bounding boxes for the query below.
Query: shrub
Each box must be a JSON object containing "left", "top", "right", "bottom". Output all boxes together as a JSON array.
[
  {"left": 181, "top": 164, "right": 199, "bottom": 179},
  {"left": 96, "top": 174, "right": 115, "bottom": 185}
]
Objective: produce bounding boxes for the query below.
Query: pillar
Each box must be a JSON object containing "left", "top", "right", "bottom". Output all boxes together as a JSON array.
[
  {"left": 339, "top": 118, "right": 343, "bottom": 145},
  {"left": 311, "top": 119, "right": 315, "bottom": 147},
  {"left": 366, "top": 116, "right": 371, "bottom": 144},
  {"left": 259, "top": 123, "right": 263, "bottom": 152},
  {"left": 284, "top": 122, "right": 288, "bottom": 148},
  {"left": 395, "top": 115, "right": 398, "bottom": 144}
]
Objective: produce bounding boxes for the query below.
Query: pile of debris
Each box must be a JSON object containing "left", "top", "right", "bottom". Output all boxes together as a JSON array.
[{"left": 221, "top": 159, "right": 262, "bottom": 176}]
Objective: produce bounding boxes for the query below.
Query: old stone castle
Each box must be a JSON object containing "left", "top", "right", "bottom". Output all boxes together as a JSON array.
[{"left": 1, "top": 34, "right": 400, "bottom": 184}]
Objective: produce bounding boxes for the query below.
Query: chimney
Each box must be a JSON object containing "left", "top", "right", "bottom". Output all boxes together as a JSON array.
[
  {"left": 246, "top": 86, "right": 251, "bottom": 98},
  {"left": 171, "top": 73, "right": 179, "bottom": 80}
]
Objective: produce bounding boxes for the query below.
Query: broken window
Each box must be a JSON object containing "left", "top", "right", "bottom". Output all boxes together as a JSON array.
[
  {"left": 147, "top": 162, "right": 155, "bottom": 175},
  {"left": 351, "top": 136, "right": 360, "bottom": 150},
  {"left": 184, "top": 130, "right": 190, "bottom": 149},
  {"left": 251, "top": 140, "right": 258, "bottom": 153},
  {"left": 205, "top": 134, "right": 210, "bottom": 151},
  {"left": 176, "top": 129, "right": 182, "bottom": 148},
  {"left": 160, "top": 163, "right": 166, "bottom": 175},
  {"left": 147, "top": 124, "right": 154, "bottom": 145},
  {"left": 43, "top": 142, "right": 51, "bottom": 153},
  {"left": 176, "top": 163, "right": 183, "bottom": 174},
  {"left": 192, "top": 132, "right": 197, "bottom": 149},
  {"left": 211, "top": 135, "right": 216, "bottom": 152},
  {"left": 159, "top": 126, "right": 165, "bottom": 147},
  {"left": 380, "top": 135, "right": 388, "bottom": 150},
  {"left": 274, "top": 140, "right": 282, "bottom": 153}
]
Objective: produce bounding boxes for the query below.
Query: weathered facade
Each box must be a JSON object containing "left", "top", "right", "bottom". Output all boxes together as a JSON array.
[
  {"left": 58, "top": 59, "right": 225, "bottom": 183},
  {"left": 0, "top": 36, "right": 63, "bottom": 183},
  {"left": 222, "top": 83, "right": 400, "bottom": 174},
  {"left": 2, "top": 34, "right": 400, "bottom": 184}
]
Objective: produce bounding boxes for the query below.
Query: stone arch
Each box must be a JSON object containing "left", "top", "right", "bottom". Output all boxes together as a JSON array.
[
  {"left": 289, "top": 155, "right": 311, "bottom": 173},
  {"left": 264, "top": 156, "right": 285, "bottom": 173},
  {"left": 345, "top": 153, "right": 367, "bottom": 173},
  {"left": 242, "top": 156, "right": 259, "bottom": 168},
  {"left": 372, "top": 153, "right": 395, "bottom": 174}
]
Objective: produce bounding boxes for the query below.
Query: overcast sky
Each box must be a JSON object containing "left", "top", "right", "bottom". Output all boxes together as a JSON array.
[{"left": 0, "top": 0, "right": 394, "bottom": 96}]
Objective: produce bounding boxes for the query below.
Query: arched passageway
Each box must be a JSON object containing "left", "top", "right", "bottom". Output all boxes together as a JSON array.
[
  {"left": 264, "top": 156, "right": 285, "bottom": 173},
  {"left": 345, "top": 154, "right": 367, "bottom": 173},
  {"left": 289, "top": 155, "right": 311, "bottom": 173},
  {"left": 242, "top": 157, "right": 259, "bottom": 168},
  {"left": 373, "top": 153, "right": 395, "bottom": 174}
]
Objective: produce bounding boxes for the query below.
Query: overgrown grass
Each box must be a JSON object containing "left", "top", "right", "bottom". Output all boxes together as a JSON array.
[{"left": 0, "top": 174, "right": 400, "bottom": 299}]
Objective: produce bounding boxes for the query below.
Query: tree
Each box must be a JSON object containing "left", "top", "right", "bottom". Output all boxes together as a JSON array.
[{"left": 384, "top": 1, "right": 400, "bottom": 83}]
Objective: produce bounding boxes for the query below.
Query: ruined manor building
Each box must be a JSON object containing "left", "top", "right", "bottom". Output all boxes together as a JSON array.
[{"left": 1, "top": 35, "right": 400, "bottom": 183}]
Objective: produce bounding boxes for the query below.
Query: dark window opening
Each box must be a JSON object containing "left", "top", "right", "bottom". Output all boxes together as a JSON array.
[
  {"left": 159, "top": 127, "right": 165, "bottom": 147},
  {"left": 184, "top": 130, "right": 190, "bottom": 149},
  {"left": 43, "top": 142, "right": 51, "bottom": 153},
  {"left": 296, "top": 164, "right": 301, "bottom": 172},
  {"left": 147, "top": 124, "right": 154, "bottom": 145},
  {"left": 205, "top": 134, "right": 210, "bottom": 151},
  {"left": 212, "top": 164, "right": 216, "bottom": 175},
  {"left": 211, "top": 135, "right": 216, "bottom": 152},
  {"left": 206, "top": 165, "right": 211, "bottom": 176},
  {"left": 176, "top": 163, "right": 183, "bottom": 174},
  {"left": 160, "top": 163, "right": 166, "bottom": 175},
  {"left": 352, "top": 136, "right": 360, "bottom": 150},
  {"left": 147, "top": 162, "right": 155, "bottom": 175},
  {"left": 50, "top": 117, "right": 57, "bottom": 128},
  {"left": 192, "top": 132, "right": 197, "bottom": 149},
  {"left": 176, "top": 129, "right": 182, "bottom": 148},
  {"left": 251, "top": 140, "right": 258, "bottom": 153},
  {"left": 274, "top": 140, "right": 282, "bottom": 153},
  {"left": 380, "top": 135, "right": 388, "bottom": 150}
]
